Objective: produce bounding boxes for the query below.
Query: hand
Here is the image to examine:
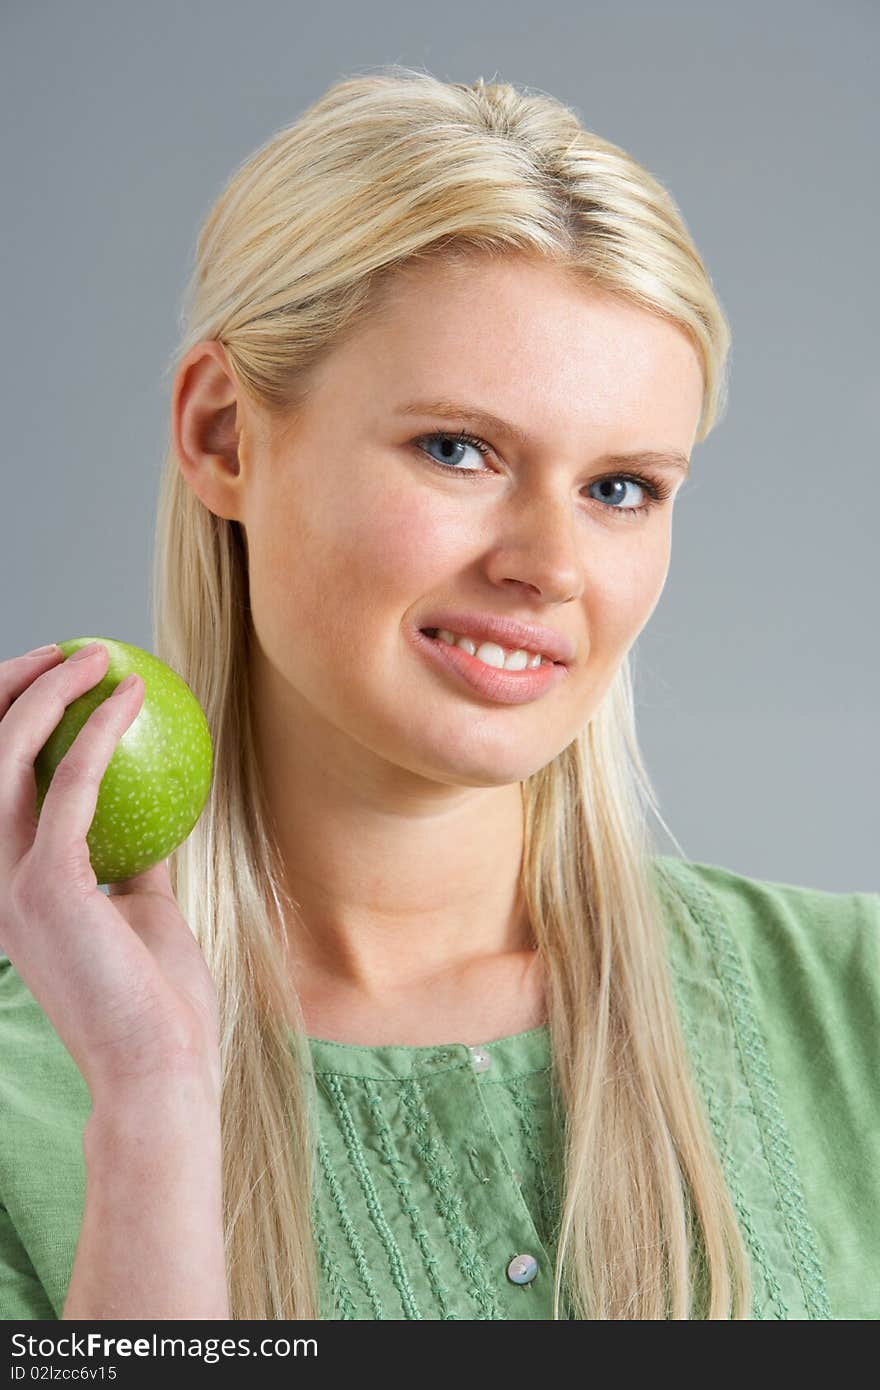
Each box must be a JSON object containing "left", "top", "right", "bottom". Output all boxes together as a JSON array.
[{"left": 0, "top": 642, "right": 220, "bottom": 1103}]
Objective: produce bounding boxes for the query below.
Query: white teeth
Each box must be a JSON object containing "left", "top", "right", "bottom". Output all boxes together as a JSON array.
[{"left": 435, "top": 629, "right": 546, "bottom": 670}]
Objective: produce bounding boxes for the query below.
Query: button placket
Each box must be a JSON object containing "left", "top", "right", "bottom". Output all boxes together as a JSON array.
[
  {"left": 464, "top": 1044, "right": 496, "bottom": 1184},
  {"left": 406, "top": 1038, "right": 548, "bottom": 1315},
  {"left": 462, "top": 1042, "right": 552, "bottom": 1307}
]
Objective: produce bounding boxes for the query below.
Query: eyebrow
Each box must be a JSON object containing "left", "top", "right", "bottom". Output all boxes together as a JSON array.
[{"left": 395, "top": 398, "right": 691, "bottom": 476}]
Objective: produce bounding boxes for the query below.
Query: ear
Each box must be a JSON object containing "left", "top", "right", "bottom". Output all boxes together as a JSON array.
[{"left": 171, "top": 341, "right": 252, "bottom": 520}]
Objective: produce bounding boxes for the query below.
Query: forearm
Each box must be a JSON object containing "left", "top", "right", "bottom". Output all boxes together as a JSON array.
[{"left": 63, "top": 1071, "right": 228, "bottom": 1320}]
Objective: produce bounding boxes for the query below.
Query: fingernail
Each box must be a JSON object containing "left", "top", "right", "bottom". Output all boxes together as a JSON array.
[
  {"left": 27, "top": 644, "right": 61, "bottom": 658},
  {"left": 70, "top": 642, "right": 105, "bottom": 663}
]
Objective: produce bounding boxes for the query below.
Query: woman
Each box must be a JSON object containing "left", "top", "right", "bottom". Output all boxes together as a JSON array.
[{"left": 1, "top": 68, "right": 877, "bottom": 1321}]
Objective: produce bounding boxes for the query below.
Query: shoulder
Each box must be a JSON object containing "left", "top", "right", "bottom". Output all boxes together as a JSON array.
[
  {"left": 651, "top": 854, "right": 880, "bottom": 1318},
  {"left": 0, "top": 953, "right": 89, "bottom": 1106},
  {"left": 0, "top": 954, "right": 90, "bottom": 1319},
  {"left": 652, "top": 853, "right": 880, "bottom": 1046},
  {"left": 0, "top": 948, "right": 92, "bottom": 1129},
  {"left": 0, "top": 952, "right": 90, "bottom": 1125}
]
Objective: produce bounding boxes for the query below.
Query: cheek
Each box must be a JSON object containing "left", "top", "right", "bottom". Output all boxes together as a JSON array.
[
  {"left": 330, "top": 493, "right": 454, "bottom": 654},
  {"left": 250, "top": 467, "right": 450, "bottom": 652},
  {"left": 586, "top": 537, "right": 671, "bottom": 653},
  {"left": 345, "top": 491, "right": 443, "bottom": 594}
]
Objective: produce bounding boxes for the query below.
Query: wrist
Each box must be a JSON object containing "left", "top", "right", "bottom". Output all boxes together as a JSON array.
[{"left": 85, "top": 1067, "right": 222, "bottom": 1159}]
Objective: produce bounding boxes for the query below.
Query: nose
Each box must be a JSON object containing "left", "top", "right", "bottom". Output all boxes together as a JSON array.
[{"left": 484, "top": 491, "right": 583, "bottom": 603}]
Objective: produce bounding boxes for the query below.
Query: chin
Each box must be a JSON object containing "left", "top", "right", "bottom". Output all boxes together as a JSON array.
[{"left": 412, "top": 733, "right": 559, "bottom": 789}]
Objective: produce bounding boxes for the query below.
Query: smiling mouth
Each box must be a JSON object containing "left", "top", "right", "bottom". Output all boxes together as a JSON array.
[{"left": 420, "top": 628, "right": 563, "bottom": 667}]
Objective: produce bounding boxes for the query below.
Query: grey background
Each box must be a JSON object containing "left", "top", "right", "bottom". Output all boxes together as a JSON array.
[{"left": 2, "top": 2, "right": 876, "bottom": 893}]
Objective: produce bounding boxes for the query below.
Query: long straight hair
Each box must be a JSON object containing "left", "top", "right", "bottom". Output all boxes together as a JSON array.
[{"left": 152, "top": 66, "right": 749, "bottom": 1318}]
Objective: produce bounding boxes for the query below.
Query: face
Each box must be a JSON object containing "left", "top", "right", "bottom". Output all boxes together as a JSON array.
[{"left": 179, "top": 254, "right": 703, "bottom": 791}]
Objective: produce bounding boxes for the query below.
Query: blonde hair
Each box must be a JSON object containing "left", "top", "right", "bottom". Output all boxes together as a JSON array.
[{"left": 152, "top": 65, "right": 748, "bottom": 1318}]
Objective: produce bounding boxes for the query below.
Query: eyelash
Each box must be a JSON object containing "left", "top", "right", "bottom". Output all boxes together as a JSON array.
[{"left": 413, "top": 429, "right": 674, "bottom": 520}]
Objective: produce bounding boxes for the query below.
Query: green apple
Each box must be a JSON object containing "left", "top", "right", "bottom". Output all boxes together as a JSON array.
[{"left": 34, "top": 637, "right": 214, "bottom": 886}]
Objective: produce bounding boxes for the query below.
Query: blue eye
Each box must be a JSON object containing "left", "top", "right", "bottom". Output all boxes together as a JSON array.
[
  {"left": 588, "top": 475, "right": 657, "bottom": 516},
  {"left": 417, "top": 430, "right": 491, "bottom": 470},
  {"left": 413, "top": 430, "right": 673, "bottom": 521}
]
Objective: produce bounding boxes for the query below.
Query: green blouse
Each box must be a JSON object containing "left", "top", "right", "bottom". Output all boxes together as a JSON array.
[{"left": 1, "top": 855, "right": 878, "bottom": 1320}]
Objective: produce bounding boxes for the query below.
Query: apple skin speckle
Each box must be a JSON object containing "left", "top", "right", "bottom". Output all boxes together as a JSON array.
[{"left": 34, "top": 637, "right": 214, "bottom": 886}]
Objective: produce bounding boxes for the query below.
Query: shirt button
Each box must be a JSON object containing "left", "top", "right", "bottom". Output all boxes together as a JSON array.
[
  {"left": 507, "top": 1253, "right": 539, "bottom": 1285},
  {"left": 468, "top": 1045, "right": 491, "bottom": 1073}
]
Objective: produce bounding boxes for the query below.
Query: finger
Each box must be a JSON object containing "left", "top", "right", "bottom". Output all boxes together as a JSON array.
[
  {"left": 0, "top": 643, "right": 103, "bottom": 875},
  {"left": 0, "top": 644, "right": 65, "bottom": 721},
  {"left": 30, "top": 659, "right": 144, "bottom": 882}
]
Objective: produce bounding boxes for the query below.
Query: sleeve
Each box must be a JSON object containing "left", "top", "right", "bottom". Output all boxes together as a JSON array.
[
  {"left": 682, "top": 859, "right": 880, "bottom": 1318},
  {"left": 0, "top": 1203, "right": 56, "bottom": 1320}
]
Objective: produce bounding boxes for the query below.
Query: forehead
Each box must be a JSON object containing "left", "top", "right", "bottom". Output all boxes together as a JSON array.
[{"left": 312, "top": 252, "right": 704, "bottom": 447}]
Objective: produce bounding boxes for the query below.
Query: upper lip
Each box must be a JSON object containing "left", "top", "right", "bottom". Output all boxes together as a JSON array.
[{"left": 418, "top": 609, "right": 576, "bottom": 665}]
